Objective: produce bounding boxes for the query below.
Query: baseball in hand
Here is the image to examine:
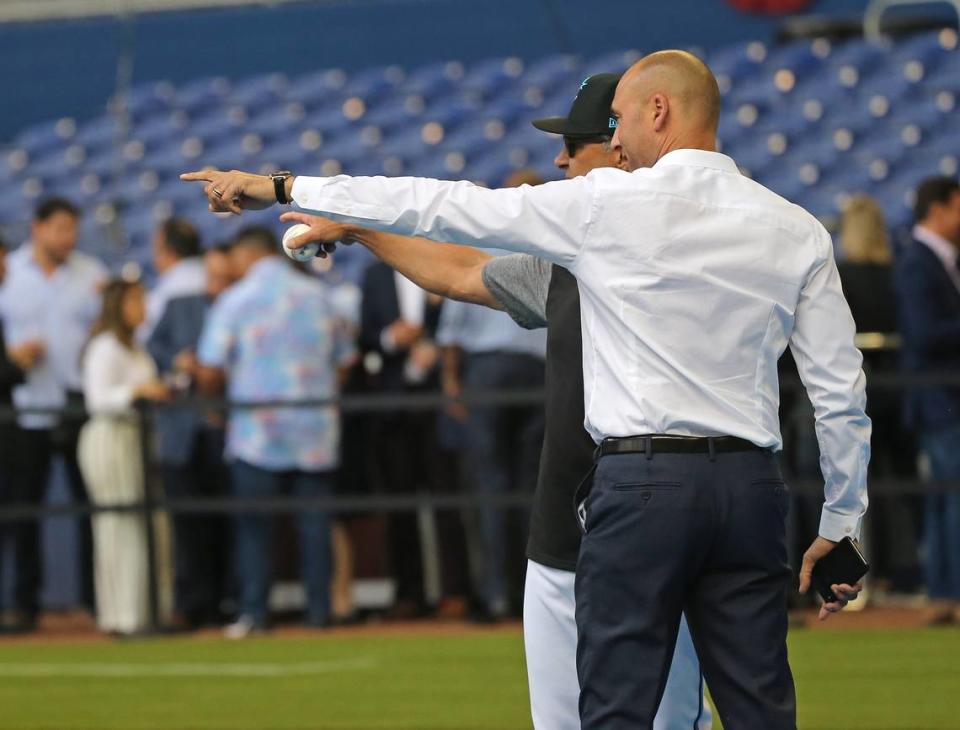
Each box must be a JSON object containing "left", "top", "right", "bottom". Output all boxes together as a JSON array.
[{"left": 282, "top": 223, "right": 320, "bottom": 262}]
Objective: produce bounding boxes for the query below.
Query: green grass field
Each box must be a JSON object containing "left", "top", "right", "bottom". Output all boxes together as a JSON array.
[{"left": 0, "top": 627, "right": 957, "bottom": 730}]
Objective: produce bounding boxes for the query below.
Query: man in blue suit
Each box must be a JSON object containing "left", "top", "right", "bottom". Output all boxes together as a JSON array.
[
  {"left": 895, "top": 176, "right": 960, "bottom": 622},
  {"left": 147, "top": 243, "right": 235, "bottom": 627}
]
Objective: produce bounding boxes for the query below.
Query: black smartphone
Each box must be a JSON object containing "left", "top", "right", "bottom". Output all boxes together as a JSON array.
[{"left": 811, "top": 537, "right": 869, "bottom": 603}]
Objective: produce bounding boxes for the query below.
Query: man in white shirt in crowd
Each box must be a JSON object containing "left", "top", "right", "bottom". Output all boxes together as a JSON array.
[
  {"left": 183, "top": 49, "right": 869, "bottom": 729},
  {"left": 142, "top": 218, "right": 206, "bottom": 340},
  {"left": 0, "top": 197, "right": 106, "bottom": 631}
]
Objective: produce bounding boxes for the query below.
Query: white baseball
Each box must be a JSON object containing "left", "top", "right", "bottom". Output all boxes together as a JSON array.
[{"left": 282, "top": 223, "right": 321, "bottom": 262}]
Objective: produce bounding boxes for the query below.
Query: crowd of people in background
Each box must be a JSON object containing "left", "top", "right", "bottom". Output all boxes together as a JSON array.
[{"left": 0, "top": 173, "right": 958, "bottom": 635}]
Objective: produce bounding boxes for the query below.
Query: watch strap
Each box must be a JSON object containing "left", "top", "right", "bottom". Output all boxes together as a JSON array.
[{"left": 272, "top": 172, "right": 291, "bottom": 204}]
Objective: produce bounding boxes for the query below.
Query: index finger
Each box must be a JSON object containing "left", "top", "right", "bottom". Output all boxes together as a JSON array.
[
  {"left": 279, "top": 211, "right": 314, "bottom": 225},
  {"left": 180, "top": 171, "right": 216, "bottom": 182}
]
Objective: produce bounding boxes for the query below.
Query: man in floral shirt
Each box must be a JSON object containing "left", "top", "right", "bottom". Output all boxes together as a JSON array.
[{"left": 197, "top": 225, "right": 355, "bottom": 637}]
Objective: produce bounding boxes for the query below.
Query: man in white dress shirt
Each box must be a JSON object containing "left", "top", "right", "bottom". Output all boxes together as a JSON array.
[
  {"left": 182, "top": 50, "right": 869, "bottom": 729},
  {"left": 0, "top": 197, "right": 106, "bottom": 628}
]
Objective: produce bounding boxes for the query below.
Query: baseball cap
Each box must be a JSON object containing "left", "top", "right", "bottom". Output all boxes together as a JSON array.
[{"left": 531, "top": 73, "right": 621, "bottom": 137}]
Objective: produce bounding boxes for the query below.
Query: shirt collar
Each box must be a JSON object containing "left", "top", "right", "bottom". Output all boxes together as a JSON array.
[
  {"left": 18, "top": 241, "right": 73, "bottom": 276},
  {"left": 653, "top": 148, "right": 740, "bottom": 175},
  {"left": 913, "top": 224, "right": 959, "bottom": 268},
  {"left": 160, "top": 256, "right": 203, "bottom": 283}
]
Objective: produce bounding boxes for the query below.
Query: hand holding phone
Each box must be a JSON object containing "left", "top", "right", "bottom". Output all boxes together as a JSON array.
[{"left": 800, "top": 536, "right": 869, "bottom": 621}]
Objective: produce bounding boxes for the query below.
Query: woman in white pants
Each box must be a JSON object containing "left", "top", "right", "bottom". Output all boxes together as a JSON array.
[{"left": 78, "top": 279, "right": 172, "bottom": 635}]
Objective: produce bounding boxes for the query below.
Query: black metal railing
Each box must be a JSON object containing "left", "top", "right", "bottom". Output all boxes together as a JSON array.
[{"left": 0, "top": 359, "right": 956, "bottom": 630}]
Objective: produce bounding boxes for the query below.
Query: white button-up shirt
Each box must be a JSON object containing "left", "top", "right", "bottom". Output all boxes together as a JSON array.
[
  {"left": 290, "top": 148, "right": 870, "bottom": 541},
  {"left": 82, "top": 332, "right": 158, "bottom": 415},
  {"left": 0, "top": 244, "right": 107, "bottom": 428}
]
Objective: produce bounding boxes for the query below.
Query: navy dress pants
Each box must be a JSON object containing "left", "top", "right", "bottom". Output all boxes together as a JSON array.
[{"left": 575, "top": 449, "right": 796, "bottom": 730}]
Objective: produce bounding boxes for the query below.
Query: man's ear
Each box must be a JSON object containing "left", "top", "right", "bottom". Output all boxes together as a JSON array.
[{"left": 652, "top": 94, "right": 669, "bottom": 133}]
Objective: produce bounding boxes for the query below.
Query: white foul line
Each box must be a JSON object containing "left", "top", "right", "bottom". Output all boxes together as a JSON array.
[{"left": 0, "top": 657, "right": 377, "bottom": 678}]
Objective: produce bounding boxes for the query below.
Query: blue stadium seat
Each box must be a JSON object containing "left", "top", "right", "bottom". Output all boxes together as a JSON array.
[
  {"left": 0, "top": 186, "right": 31, "bottom": 222},
  {"left": 118, "top": 81, "right": 176, "bottom": 123},
  {"left": 905, "top": 144, "right": 959, "bottom": 179},
  {"left": 461, "top": 57, "right": 525, "bottom": 98},
  {"left": 402, "top": 61, "right": 465, "bottom": 102},
  {"left": 26, "top": 147, "right": 86, "bottom": 183},
  {"left": 138, "top": 139, "right": 205, "bottom": 176},
  {"left": 362, "top": 95, "right": 424, "bottom": 136},
  {"left": 74, "top": 117, "right": 121, "bottom": 155},
  {"left": 482, "top": 94, "right": 543, "bottom": 128},
  {"left": 924, "top": 61, "right": 960, "bottom": 93},
  {"left": 343, "top": 65, "right": 406, "bottom": 105},
  {"left": 892, "top": 29, "right": 958, "bottom": 72},
  {"left": 764, "top": 39, "right": 828, "bottom": 82},
  {"left": 132, "top": 111, "right": 190, "bottom": 146},
  {"left": 825, "top": 38, "right": 886, "bottom": 75},
  {"left": 175, "top": 76, "right": 231, "bottom": 115},
  {"left": 46, "top": 172, "right": 106, "bottom": 205},
  {"left": 183, "top": 107, "right": 249, "bottom": 143},
  {"left": 535, "top": 88, "right": 575, "bottom": 119},
  {"left": 244, "top": 103, "right": 306, "bottom": 143},
  {"left": 853, "top": 72, "right": 916, "bottom": 106},
  {"left": 302, "top": 105, "right": 362, "bottom": 137},
  {"left": 441, "top": 118, "right": 509, "bottom": 158},
  {"left": 286, "top": 68, "right": 349, "bottom": 110},
  {"left": 419, "top": 97, "right": 480, "bottom": 133},
  {"left": 14, "top": 117, "right": 77, "bottom": 157},
  {"left": 708, "top": 41, "right": 768, "bottom": 96},
  {"left": 872, "top": 179, "right": 918, "bottom": 228},
  {"left": 522, "top": 54, "right": 581, "bottom": 95},
  {"left": 581, "top": 48, "right": 643, "bottom": 78},
  {"left": 257, "top": 137, "right": 324, "bottom": 173},
  {"left": 201, "top": 135, "right": 265, "bottom": 172},
  {"left": 378, "top": 125, "right": 436, "bottom": 158},
  {"left": 509, "top": 126, "right": 558, "bottom": 158},
  {"left": 81, "top": 148, "right": 129, "bottom": 180},
  {"left": 230, "top": 73, "right": 289, "bottom": 111}
]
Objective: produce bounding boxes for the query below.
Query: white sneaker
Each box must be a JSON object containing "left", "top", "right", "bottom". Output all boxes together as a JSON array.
[{"left": 224, "top": 615, "right": 262, "bottom": 640}]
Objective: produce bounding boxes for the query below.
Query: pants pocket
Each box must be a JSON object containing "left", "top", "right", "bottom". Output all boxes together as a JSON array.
[
  {"left": 613, "top": 481, "right": 681, "bottom": 492},
  {"left": 751, "top": 479, "right": 790, "bottom": 520},
  {"left": 574, "top": 464, "right": 598, "bottom": 535}
]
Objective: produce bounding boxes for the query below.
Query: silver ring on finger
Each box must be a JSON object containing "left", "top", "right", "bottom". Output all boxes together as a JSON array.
[{"left": 213, "top": 188, "right": 224, "bottom": 198}]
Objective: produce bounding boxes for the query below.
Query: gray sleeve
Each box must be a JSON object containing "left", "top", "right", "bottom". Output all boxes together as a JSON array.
[{"left": 481, "top": 253, "right": 552, "bottom": 330}]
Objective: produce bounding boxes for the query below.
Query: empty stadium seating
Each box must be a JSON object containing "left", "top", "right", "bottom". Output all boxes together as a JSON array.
[{"left": 1, "top": 28, "right": 957, "bottom": 278}]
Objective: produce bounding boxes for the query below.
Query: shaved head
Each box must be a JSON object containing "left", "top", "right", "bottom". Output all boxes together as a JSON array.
[{"left": 610, "top": 50, "right": 721, "bottom": 170}]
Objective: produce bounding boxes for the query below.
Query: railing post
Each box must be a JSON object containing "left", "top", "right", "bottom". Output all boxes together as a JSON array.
[{"left": 135, "top": 399, "right": 161, "bottom": 634}]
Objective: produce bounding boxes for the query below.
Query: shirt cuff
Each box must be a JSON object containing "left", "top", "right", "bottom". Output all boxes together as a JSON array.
[
  {"left": 291, "top": 175, "right": 393, "bottom": 222},
  {"left": 818, "top": 507, "right": 861, "bottom": 542},
  {"left": 291, "top": 176, "right": 328, "bottom": 209}
]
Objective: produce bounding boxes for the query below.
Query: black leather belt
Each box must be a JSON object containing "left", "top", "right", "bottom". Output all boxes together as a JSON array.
[{"left": 597, "top": 435, "right": 765, "bottom": 458}]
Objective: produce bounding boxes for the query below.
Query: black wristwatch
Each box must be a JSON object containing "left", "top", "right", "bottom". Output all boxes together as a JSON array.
[{"left": 270, "top": 171, "right": 292, "bottom": 204}]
